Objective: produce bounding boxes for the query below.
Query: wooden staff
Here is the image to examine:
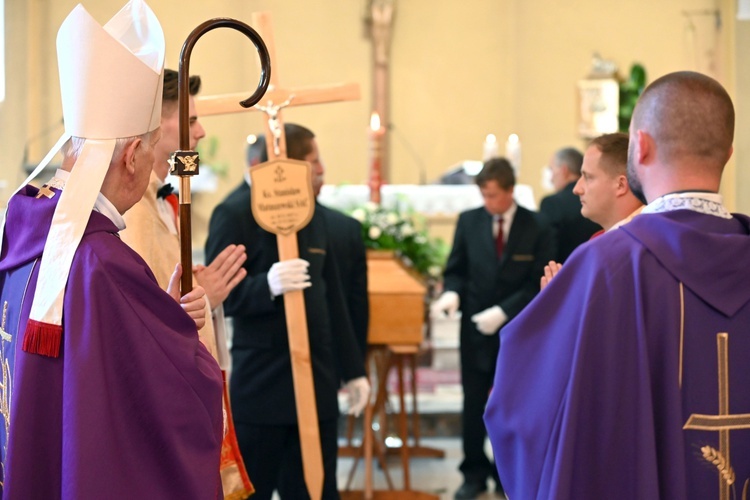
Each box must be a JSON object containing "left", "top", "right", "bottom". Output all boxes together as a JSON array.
[{"left": 174, "top": 18, "right": 271, "bottom": 293}]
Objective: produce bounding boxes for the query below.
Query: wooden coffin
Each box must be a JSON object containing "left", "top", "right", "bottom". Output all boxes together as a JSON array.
[{"left": 366, "top": 251, "right": 426, "bottom": 345}]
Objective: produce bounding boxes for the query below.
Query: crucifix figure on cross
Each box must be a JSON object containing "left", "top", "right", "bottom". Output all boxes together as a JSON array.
[{"left": 255, "top": 95, "right": 295, "bottom": 157}]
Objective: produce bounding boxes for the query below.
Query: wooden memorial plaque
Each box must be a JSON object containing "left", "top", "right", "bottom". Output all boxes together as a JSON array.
[{"left": 250, "top": 159, "right": 314, "bottom": 235}]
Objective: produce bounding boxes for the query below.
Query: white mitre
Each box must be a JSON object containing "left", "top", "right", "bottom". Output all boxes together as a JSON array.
[{"left": 5, "top": 0, "right": 165, "bottom": 357}]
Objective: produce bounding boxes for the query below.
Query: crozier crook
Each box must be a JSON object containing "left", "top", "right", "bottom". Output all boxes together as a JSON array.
[{"left": 173, "top": 19, "right": 271, "bottom": 293}]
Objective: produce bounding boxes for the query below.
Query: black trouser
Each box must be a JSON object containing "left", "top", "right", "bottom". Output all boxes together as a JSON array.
[
  {"left": 235, "top": 418, "right": 340, "bottom": 500},
  {"left": 459, "top": 344, "right": 500, "bottom": 486}
]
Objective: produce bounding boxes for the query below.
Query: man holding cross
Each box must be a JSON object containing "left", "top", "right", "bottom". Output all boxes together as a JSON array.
[
  {"left": 484, "top": 71, "right": 750, "bottom": 499},
  {"left": 206, "top": 123, "right": 368, "bottom": 499}
]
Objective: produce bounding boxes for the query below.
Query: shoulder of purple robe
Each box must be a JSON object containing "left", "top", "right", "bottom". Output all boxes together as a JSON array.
[{"left": 55, "top": 232, "right": 223, "bottom": 497}]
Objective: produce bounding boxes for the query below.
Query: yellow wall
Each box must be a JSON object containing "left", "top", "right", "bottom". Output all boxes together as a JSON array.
[{"left": 0, "top": 0, "right": 744, "bottom": 248}]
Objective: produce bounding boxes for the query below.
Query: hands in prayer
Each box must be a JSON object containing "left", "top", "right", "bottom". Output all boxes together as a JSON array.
[
  {"left": 194, "top": 244, "right": 247, "bottom": 307},
  {"left": 540, "top": 260, "right": 563, "bottom": 291},
  {"left": 167, "top": 263, "right": 207, "bottom": 329}
]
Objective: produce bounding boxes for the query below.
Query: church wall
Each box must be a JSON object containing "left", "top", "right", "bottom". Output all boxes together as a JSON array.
[{"left": 0, "top": 0, "right": 743, "bottom": 251}]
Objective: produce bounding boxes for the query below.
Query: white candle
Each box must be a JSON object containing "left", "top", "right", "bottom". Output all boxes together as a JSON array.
[
  {"left": 505, "top": 133, "right": 522, "bottom": 175},
  {"left": 483, "top": 133, "right": 498, "bottom": 161}
]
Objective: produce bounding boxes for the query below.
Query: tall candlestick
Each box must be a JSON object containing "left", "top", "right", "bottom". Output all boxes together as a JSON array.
[
  {"left": 505, "top": 133, "right": 522, "bottom": 175},
  {"left": 369, "top": 111, "right": 385, "bottom": 204},
  {"left": 483, "top": 133, "right": 498, "bottom": 161}
]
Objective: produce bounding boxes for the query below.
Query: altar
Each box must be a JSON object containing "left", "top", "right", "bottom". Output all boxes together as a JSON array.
[
  {"left": 318, "top": 183, "right": 537, "bottom": 215},
  {"left": 319, "top": 183, "right": 537, "bottom": 245}
]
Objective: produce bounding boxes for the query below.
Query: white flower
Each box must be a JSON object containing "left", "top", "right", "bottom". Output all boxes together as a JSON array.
[
  {"left": 351, "top": 208, "right": 366, "bottom": 222},
  {"left": 401, "top": 224, "right": 414, "bottom": 237},
  {"left": 364, "top": 201, "right": 378, "bottom": 212},
  {"left": 415, "top": 235, "right": 427, "bottom": 244},
  {"left": 386, "top": 212, "right": 399, "bottom": 225},
  {"left": 368, "top": 226, "right": 382, "bottom": 239},
  {"left": 428, "top": 265, "right": 442, "bottom": 278}
]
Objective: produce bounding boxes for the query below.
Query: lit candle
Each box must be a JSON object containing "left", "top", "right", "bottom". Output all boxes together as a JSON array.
[
  {"left": 483, "top": 133, "right": 498, "bottom": 161},
  {"left": 505, "top": 133, "right": 522, "bottom": 175},
  {"left": 369, "top": 112, "right": 385, "bottom": 204}
]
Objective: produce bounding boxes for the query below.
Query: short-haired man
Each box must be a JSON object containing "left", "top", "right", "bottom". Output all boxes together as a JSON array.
[
  {"left": 0, "top": 2, "right": 222, "bottom": 497},
  {"left": 121, "top": 68, "right": 252, "bottom": 498},
  {"left": 539, "top": 147, "right": 601, "bottom": 262},
  {"left": 541, "top": 133, "right": 644, "bottom": 288},
  {"left": 485, "top": 71, "right": 750, "bottom": 499},
  {"left": 431, "top": 158, "right": 555, "bottom": 499},
  {"left": 574, "top": 132, "right": 644, "bottom": 233},
  {"left": 206, "top": 123, "right": 369, "bottom": 499}
]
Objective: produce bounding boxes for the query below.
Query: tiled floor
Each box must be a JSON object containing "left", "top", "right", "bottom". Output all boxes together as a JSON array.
[{"left": 337, "top": 437, "right": 506, "bottom": 500}]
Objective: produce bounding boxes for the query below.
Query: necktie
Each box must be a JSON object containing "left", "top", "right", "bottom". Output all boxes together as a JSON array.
[{"left": 495, "top": 216, "right": 504, "bottom": 257}]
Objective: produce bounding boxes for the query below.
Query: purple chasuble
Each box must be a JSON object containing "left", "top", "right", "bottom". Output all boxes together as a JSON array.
[
  {"left": 0, "top": 185, "right": 224, "bottom": 499},
  {"left": 484, "top": 209, "right": 750, "bottom": 499}
]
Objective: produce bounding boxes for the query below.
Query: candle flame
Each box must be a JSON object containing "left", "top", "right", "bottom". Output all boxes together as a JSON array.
[
  {"left": 508, "top": 133, "right": 519, "bottom": 144},
  {"left": 485, "top": 133, "right": 497, "bottom": 144},
  {"left": 370, "top": 112, "right": 381, "bottom": 131}
]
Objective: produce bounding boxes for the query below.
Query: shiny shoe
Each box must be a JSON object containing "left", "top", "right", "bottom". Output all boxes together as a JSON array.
[{"left": 454, "top": 480, "right": 487, "bottom": 499}]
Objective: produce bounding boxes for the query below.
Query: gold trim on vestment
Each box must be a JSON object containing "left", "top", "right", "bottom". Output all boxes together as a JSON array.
[{"left": 679, "top": 282, "right": 684, "bottom": 388}]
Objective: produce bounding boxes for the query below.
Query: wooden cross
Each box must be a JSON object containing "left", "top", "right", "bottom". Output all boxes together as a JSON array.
[
  {"left": 194, "top": 12, "right": 360, "bottom": 131},
  {"left": 198, "top": 12, "right": 360, "bottom": 500},
  {"left": 683, "top": 333, "right": 750, "bottom": 500}
]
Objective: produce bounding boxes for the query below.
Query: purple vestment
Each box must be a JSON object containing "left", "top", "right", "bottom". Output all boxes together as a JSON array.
[
  {"left": 0, "top": 185, "right": 224, "bottom": 499},
  {"left": 485, "top": 209, "right": 750, "bottom": 499}
]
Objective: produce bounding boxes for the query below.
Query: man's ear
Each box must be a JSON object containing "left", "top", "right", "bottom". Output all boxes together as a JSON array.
[
  {"left": 123, "top": 138, "right": 142, "bottom": 175},
  {"left": 636, "top": 130, "right": 654, "bottom": 164},
  {"left": 615, "top": 174, "right": 629, "bottom": 197}
]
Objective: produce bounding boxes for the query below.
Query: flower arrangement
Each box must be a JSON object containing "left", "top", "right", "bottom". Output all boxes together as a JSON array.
[{"left": 348, "top": 201, "right": 449, "bottom": 281}]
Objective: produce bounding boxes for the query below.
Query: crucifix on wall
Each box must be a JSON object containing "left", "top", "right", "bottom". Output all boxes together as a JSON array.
[{"left": 365, "top": 0, "right": 395, "bottom": 200}]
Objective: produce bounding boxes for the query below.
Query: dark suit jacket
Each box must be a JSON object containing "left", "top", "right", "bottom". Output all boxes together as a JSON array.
[
  {"left": 205, "top": 182, "right": 365, "bottom": 425},
  {"left": 318, "top": 204, "right": 369, "bottom": 368},
  {"left": 539, "top": 182, "right": 601, "bottom": 263},
  {"left": 443, "top": 205, "right": 555, "bottom": 372}
]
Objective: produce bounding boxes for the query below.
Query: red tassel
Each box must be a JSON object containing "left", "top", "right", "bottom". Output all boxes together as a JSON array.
[{"left": 22, "top": 319, "right": 62, "bottom": 358}]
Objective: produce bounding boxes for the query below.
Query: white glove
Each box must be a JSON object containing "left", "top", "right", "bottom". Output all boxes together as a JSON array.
[
  {"left": 430, "top": 291, "right": 460, "bottom": 319},
  {"left": 345, "top": 376, "right": 371, "bottom": 417},
  {"left": 267, "top": 258, "right": 311, "bottom": 297},
  {"left": 471, "top": 305, "right": 507, "bottom": 335}
]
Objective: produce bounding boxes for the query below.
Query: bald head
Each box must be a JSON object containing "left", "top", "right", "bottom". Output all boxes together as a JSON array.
[{"left": 631, "top": 71, "right": 734, "bottom": 167}]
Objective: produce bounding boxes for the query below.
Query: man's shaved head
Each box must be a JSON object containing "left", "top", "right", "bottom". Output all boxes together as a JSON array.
[{"left": 631, "top": 71, "right": 734, "bottom": 167}]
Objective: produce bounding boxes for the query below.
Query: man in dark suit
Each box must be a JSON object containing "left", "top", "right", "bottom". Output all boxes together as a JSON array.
[
  {"left": 206, "top": 123, "right": 369, "bottom": 499},
  {"left": 539, "top": 147, "right": 601, "bottom": 262},
  {"left": 431, "top": 158, "right": 556, "bottom": 500}
]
